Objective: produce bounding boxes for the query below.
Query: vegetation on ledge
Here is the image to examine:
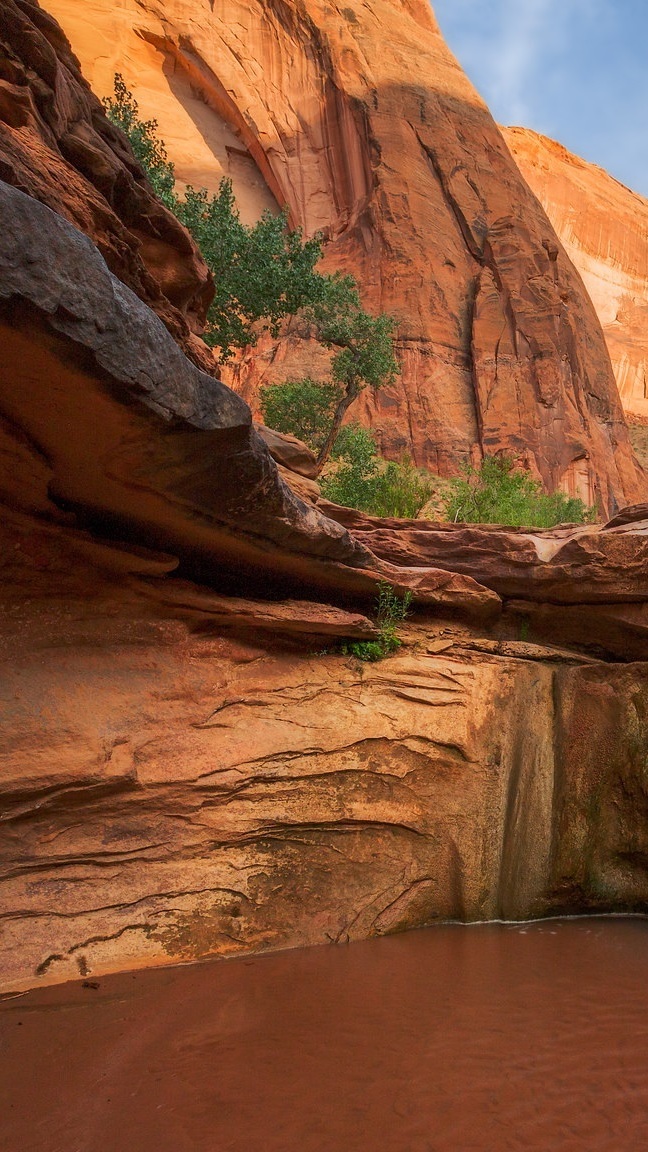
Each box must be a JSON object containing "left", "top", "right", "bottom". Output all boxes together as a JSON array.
[
  {"left": 440, "top": 455, "right": 597, "bottom": 528},
  {"left": 341, "top": 582, "right": 412, "bottom": 661},
  {"left": 104, "top": 80, "right": 597, "bottom": 530}
]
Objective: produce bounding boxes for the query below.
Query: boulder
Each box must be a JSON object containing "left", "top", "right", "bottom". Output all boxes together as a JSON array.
[{"left": 256, "top": 425, "right": 320, "bottom": 479}]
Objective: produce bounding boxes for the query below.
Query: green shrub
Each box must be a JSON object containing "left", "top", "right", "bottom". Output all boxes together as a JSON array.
[
  {"left": 441, "top": 455, "right": 597, "bottom": 528},
  {"left": 343, "top": 582, "right": 412, "bottom": 661},
  {"left": 367, "top": 459, "right": 435, "bottom": 519},
  {"left": 259, "top": 378, "right": 343, "bottom": 453},
  {"left": 321, "top": 425, "right": 433, "bottom": 517}
]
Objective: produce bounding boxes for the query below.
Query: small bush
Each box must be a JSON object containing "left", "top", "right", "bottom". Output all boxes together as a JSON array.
[
  {"left": 368, "top": 459, "right": 435, "bottom": 519},
  {"left": 343, "top": 581, "right": 412, "bottom": 661},
  {"left": 344, "top": 640, "right": 385, "bottom": 662},
  {"left": 441, "top": 455, "right": 597, "bottom": 528},
  {"left": 321, "top": 425, "right": 433, "bottom": 517},
  {"left": 259, "top": 378, "right": 343, "bottom": 453}
]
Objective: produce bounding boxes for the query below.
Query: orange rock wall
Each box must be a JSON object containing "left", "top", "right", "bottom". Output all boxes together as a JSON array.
[
  {"left": 44, "top": 0, "right": 645, "bottom": 514},
  {"left": 41, "top": 0, "right": 280, "bottom": 223},
  {"left": 504, "top": 127, "right": 648, "bottom": 423}
]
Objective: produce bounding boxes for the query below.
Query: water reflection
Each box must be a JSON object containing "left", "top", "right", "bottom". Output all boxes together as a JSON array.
[{"left": 2, "top": 918, "right": 648, "bottom": 1151}]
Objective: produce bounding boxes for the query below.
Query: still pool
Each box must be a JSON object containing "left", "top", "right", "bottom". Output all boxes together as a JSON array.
[{"left": 2, "top": 918, "right": 648, "bottom": 1151}]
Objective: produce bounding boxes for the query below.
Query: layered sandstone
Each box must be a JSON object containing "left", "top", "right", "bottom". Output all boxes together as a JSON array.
[
  {"left": 0, "top": 178, "right": 500, "bottom": 615},
  {"left": 3, "top": 190, "right": 648, "bottom": 996},
  {"left": 4, "top": 544, "right": 648, "bottom": 992},
  {"left": 42, "top": 0, "right": 644, "bottom": 515},
  {"left": 3, "top": 156, "right": 648, "bottom": 993},
  {"left": 504, "top": 127, "right": 648, "bottom": 423},
  {"left": 322, "top": 502, "right": 648, "bottom": 660}
]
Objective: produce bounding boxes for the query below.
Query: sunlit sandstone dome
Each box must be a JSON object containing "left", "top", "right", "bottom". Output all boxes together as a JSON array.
[
  {"left": 44, "top": 0, "right": 645, "bottom": 516},
  {"left": 503, "top": 127, "right": 648, "bottom": 425}
]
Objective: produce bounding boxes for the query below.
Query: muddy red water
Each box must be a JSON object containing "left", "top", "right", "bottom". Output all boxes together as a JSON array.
[{"left": 2, "top": 919, "right": 648, "bottom": 1151}]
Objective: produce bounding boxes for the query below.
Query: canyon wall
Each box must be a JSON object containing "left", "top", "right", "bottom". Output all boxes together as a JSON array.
[
  {"left": 3, "top": 155, "right": 648, "bottom": 994},
  {"left": 5, "top": 536, "right": 648, "bottom": 992},
  {"left": 504, "top": 128, "right": 648, "bottom": 431},
  {"left": 43, "top": 0, "right": 644, "bottom": 514}
]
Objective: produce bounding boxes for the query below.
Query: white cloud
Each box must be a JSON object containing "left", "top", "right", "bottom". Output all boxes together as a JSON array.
[{"left": 488, "top": 0, "right": 560, "bottom": 124}]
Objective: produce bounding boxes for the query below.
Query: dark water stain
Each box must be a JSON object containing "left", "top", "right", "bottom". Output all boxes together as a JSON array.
[{"left": 3, "top": 918, "right": 648, "bottom": 1151}]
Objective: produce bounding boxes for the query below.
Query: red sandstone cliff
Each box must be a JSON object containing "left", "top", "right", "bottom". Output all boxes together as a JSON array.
[
  {"left": 4, "top": 2, "right": 648, "bottom": 993},
  {"left": 42, "top": 0, "right": 644, "bottom": 515},
  {"left": 503, "top": 127, "right": 648, "bottom": 425}
]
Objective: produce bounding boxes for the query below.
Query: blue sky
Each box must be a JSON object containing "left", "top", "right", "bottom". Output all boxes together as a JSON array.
[{"left": 432, "top": 0, "right": 648, "bottom": 197}]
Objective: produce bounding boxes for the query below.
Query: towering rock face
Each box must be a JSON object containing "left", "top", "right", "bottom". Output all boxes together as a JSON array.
[
  {"left": 503, "top": 127, "right": 648, "bottom": 424},
  {"left": 42, "top": 0, "right": 644, "bottom": 515}
]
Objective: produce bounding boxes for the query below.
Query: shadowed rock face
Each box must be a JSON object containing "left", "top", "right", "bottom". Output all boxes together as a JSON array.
[
  {"left": 43, "top": 0, "right": 645, "bottom": 515},
  {"left": 0, "top": 178, "right": 499, "bottom": 613}
]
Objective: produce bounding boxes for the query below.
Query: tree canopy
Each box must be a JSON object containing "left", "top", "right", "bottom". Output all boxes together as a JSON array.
[{"left": 104, "top": 75, "right": 398, "bottom": 467}]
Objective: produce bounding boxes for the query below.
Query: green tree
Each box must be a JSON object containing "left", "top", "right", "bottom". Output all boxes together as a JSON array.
[
  {"left": 259, "top": 378, "right": 343, "bottom": 453},
  {"left": 441, "top": 455, "right": 597, "bottom": 527},
  {"left": 103, "top": 75, "right": 398, "bottom": 455},
  {"left": 306, "top": 277, "right": 398, "bottom": 468},
  {"left": 178, "top": 182, "right": 324, "bottom": 357}
]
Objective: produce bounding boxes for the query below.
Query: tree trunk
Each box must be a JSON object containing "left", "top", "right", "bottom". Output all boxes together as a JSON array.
[{"left": 315, "top": 383, "right": 359, "bottom": 473}]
